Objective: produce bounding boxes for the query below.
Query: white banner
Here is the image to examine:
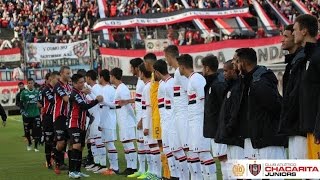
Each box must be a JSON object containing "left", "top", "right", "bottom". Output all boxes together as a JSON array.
[
  {"left": 228, "top": 160, "right": 320, "bottom": 179},
  {"left": 93, "top": 7, "right": 251, "bottom": 30},
  {"left": 25, "top": 39, "right": 90, "bottom": 63},
  {"left": 100, "top": 36, "right": 285, "bottom": 76}
]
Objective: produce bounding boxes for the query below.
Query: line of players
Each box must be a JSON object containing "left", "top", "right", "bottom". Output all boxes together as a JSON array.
[{"left": 21, "top": 13, "right": 320, "bottom": 180}]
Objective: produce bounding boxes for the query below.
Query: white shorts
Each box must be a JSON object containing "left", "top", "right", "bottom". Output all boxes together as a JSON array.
[
  {"left": 244, "top": 138, "right": 286, "bottom": 159},
  {"left": 244, "top": 138, "right": 259, "bottom": 159},
  {"left": 257, "top": 146, "right": 286, "bottom": 159},
  {"left": 144, "top": 134, "right": 158, "bottom": 145},
  {"left": 136, "top": 129, "right": 144, "bottom": 142},
  {"left": 211, "top": 139, "right": 227, "bottom": 157},
  {"left": 227, "top": 145, "right": 245, "bottom": 160},
  {"left": 288, "top": 136, "right": 307, "bottom": 159},
  {"left": 161, "top": 122, "right": 169, "bottom": 148},
  {"left": 101, "top": 128, "right": 117, "bottom": 143},
  {"left": 119, "top": 127, "right": 136, "bottom": 142},
  {"left": 175, "top": 112, "right": 189, "bottom": 148},
  {"left": 188, "top": 121, "right": 211, "bottom": 152}
]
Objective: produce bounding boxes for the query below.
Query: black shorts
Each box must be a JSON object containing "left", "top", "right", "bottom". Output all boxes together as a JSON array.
[
  {"left": 54, "top": 116, "right": 68, "bottom": 141},
  {"left": 23, "top": 116, "right": 42, "bottom": 138},
  {"left": 43, "top": 114, "right": 54, "bottom": 143},
  {"left": 68, "top": 128, "right": 86, "bottom": 147}
]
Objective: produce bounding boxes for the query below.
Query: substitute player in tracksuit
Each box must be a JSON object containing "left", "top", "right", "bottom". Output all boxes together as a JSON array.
[
  {"left": 201, "top": 55, "right": 227, "bottom": 179},
  {"left": 237, "top": 48, "right": 287, "bottom": 160},
  {"left": 178, "top": 54, "right": 216, "bottom": 180},
  {"left": 293, "top": 14, "right": 320, "bottom": 159},
  {"left": 278, "top": 24, "right": 307, "bottom": 159},
  {"left": 68, "top": 73, "right": 103, "bottom": 179}
]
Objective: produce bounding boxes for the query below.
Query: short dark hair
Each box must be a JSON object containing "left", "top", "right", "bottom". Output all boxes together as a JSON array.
[
  {"left": 71, "top": 74, "right": 84, "bottom": 83},
  {"left": 50, "top": 71, "right": 60, "bottom": 77},
  {"left": 27, "top": 78, "right": 34, "bottom": 82},
  {"left": 138, "top": 63, "right": 152, "bottom": 78},
  {"left": 177, "top": 54, "right": 193, "bottom": 69},
  {"left": 237, "top": 48, "right": 257, "bottom": 65},
  {"left": 77, "top": 69, "right": 87, "bottom": 76},
  {"left": 295, "top": 14, "right": 318, "bottom": 37},
  {"left": 18, "top": 82, "right": 24, "bottom": 86},
  {"left": 201, "top": 55, "right": 219, "bottom": 72},
  {"left": 164, "top": 45, "right": 179, "bottom": 58},
  {"left": 284, "top": 24, "right": 294, "bottom": 32},
  {"left": 86, "top": 70, "right": 98, "bottom": 81},
  {"left": 144, "top": 53, "right": 157, "bottom": 62},
  {"left": 59, "top": 66, "right": 70, "bottom": 74},
  {"left": 224, "top": 60, "right": 233, "bottom": 69},
  {"left": 99, "top": 69, "right": 110, "bottom": 82},
  {"left": 110, "top": 67, "right": 123, "bottom": 80},
  {"left": 130, "top": 58, "right": 144, "bottom": 68},
  {"left": 153, "top": 60, "right": 168, "bottom": 75},
  {"left": 45, "top": 72, "right": 51, "bottom": 80}
]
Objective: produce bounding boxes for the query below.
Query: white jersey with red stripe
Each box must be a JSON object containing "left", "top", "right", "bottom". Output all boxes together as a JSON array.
[
  {"left": 158, "top": 80, "right": 166, "bottom": 125},
  {"left": 99, "top": 84, "right": 116, "bottom": 130},
  {"left": 86, "top": 84, "right": 102, "bottom": 139},
  {"left": 142, "top": 81, "right": 151, "bottom": 130},
  {"left": 115, "top": 83, "right": 136, "bottom": 129},
  {"left": 164, "top": 76, "right": 174, "bottom": 123},
  {"left": 187, "top": 72, "right": 205, "bottom": 118},
  {"left": 173, "top": 68, "right": 189, "bottom": 110},
  {"left": 187, "top": 72, "right": 210, "bottom": 152},
  {"left": 142, "top": 80, "right": 157, "bottom": 145},
  {"left": 135, "top": 79, "right": 145, "bottom": 122}
]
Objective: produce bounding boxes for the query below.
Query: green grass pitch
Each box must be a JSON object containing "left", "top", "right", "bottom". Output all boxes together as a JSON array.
[{"left": 0, "top": 115, "right": 222, "bottom": 180}]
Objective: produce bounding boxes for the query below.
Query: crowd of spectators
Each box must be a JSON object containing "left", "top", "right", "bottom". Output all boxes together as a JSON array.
[{"left": 270, "top": 0, "right": 320, "bottom": 22}]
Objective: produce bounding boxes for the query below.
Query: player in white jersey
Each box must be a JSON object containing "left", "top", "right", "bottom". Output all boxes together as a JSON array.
[
  {"left": 164, "top": 45, "right": 190, "bottom": 180},
  {"left": 121, "top": 58, "right": 149, "bottom": 178},
  {"left": 139, "top": 63, "right": 161, "bottom": 180},
  {"left": 84, "top": 70, "right": 107, "bottom": 173},
  {"left": 97, "top": 69, "right": 120, "bottom": 175},
  {"left": 110, "top": 67, "right": 138, "bottom": 176},
  {"left": 153, "top": 60, "right": 180, "bottom": 180},
  {"left": 178, "top": 54, "right": 217, "bottom": 180}
]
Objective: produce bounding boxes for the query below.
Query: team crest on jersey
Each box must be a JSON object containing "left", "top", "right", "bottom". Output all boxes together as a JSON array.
[
  {"left": 46, "top": 137, "right": 49, "bottom": 141},
  {"left": 57, "top": 136, "right": 61, "bottom": 140},
  {"left": 74, "top": 138, "right": 79, "bottom": 143},
  {"left": 227, "top": 91, "right": 231, "bottom": 98},
  {"left": 306, "top": 61, "right": 310, "bottom": 70}
]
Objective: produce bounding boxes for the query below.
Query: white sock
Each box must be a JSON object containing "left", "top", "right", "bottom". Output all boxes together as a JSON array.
[
  {"left": 164, "top": 147, "right": 178, "bottom": 178},
  {"left": 187, "top": 151, "right": 202, "bottom": 180},
  {"left": 137, "top": 142, "right": 146, "bottom": 173},
  {"left": 98, "top": 146, "right": 107, "bottom": 167},
  {"left": 173, "top": 149, "right": 189, "bottom": 180},
  {"left": 105, "top": 142, "right": 119, "bottom": 171},
  {"left": 199, "top": 152, "right": 217, "bottom": 180},
  {"left": 130, "top": 150, "right": 138, "bottom": 170},
  {"left": 123, "top": 142, "right": 136, "bottom": 169},
  {"left": 146, "top": 149, "right": 152, "bottom": 172},
  {"left": 151, "top": 146, "right": 162, "bottom": 177}
]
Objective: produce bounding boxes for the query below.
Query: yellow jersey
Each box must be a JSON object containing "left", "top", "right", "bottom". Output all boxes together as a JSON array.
[{"left": 150, "top": 73, "right": 161, "bottom": 140}]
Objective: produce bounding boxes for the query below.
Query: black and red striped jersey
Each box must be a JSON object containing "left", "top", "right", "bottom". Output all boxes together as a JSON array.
[
  {"left": 53, "top": 80, "right": 72, "bottom": 121},
  {"left": 69, "top": 88, "right": 98, "bottom": 130},
  {"left": 41, "top": 84, "right": 54, "bottom": 116}
]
